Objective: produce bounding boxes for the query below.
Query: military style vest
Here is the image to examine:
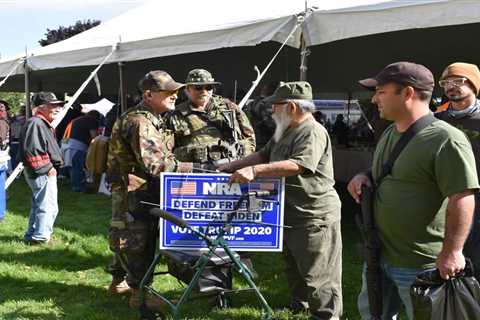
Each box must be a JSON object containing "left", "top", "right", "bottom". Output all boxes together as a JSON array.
[{"left": 167, "top": 95, "right": 255, "bottom": 163}]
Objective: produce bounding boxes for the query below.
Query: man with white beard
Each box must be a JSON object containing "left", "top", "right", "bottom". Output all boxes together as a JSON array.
[{"left": 218, "top": 81, "right": 342, "bottom": 320}]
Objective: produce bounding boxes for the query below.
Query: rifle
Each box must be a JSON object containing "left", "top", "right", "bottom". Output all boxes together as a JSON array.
[{"left": 357, "top": 184, "right": 383, "bottom": 320}]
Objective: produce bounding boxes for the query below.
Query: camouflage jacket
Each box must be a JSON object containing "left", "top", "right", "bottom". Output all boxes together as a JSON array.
[
  {"left": 244, "top": 97, "right": 275, "bottom": 150},
  {"left": 166, "top": 95, "right": 256, "bottom": 163},
  {"left": 107, "top": 102, "right": 183, "bottom": 221}
]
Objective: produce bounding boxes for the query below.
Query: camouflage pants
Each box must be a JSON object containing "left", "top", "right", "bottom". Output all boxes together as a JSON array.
[
  {"left": 109, "top": 218, "right": 158, "bottom": 289},
  {"left": 107, "top": 254, "right": 127, "bottom": 280},
  {"left": 283, "top": 219, "right": 343, "bottom": 320}
]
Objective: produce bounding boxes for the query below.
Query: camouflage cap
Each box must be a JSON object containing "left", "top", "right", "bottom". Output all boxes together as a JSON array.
[
  {"left": 138, "top": 70, "right": 185, "bottom": 92},
  {"left": 185, "top": 69, "right": 221, "bottom": 85},
  {"left": 266, "top": 81, "right": 313, "bottom": 104}
]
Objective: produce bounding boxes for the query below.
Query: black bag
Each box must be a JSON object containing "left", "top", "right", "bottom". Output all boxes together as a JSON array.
[
  {"left": 411, "top": 260, "right": 480, "bottom": 320},
  {"left": 162, "top": 250, "right": 234, "bottom": 293}
]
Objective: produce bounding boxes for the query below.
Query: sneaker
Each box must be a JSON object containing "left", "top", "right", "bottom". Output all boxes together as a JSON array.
[
  {"left": 107, "top": 278, "right": 131, "bottom": 295},
  {"left": 24, "top": 238, "right": 55, "bottom": 246},
  {"left": 129, "top": 289, "right": 170, "bottom": 314}
]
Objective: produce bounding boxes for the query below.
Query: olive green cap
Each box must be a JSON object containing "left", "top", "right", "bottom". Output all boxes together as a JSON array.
[{"left": 266, "top": 81, "right": 313, "bottom": 104}]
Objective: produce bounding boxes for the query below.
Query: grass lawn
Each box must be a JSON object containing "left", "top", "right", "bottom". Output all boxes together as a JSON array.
[{"left": 0, "top": 178, "right": 366, "bottom": 319}]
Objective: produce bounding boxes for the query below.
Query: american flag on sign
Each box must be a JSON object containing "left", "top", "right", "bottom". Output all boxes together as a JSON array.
[
  {"left": 249, "top": 182, "right": 275, "bottom": 191},
  {"left": 171, "top": 181, "right": 197, "bottom": 195}
]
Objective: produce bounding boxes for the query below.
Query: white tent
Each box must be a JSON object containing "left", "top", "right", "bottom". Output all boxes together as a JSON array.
[{"left": 0, "top": 0, "right": 479, "bottom": 97}]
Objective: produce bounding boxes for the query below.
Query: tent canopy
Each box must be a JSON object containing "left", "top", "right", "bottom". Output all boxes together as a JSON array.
[{"left": 0, "top": 0, "right": 479, "bottom": 98}]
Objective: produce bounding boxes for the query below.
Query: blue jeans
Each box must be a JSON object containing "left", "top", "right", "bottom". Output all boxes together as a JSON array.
[
  {"left": 23, "top": 173, "right": 58, "bottom": 242},
  {"left": 358, "top": 261, "right": 427, "bottom": 320},
  {"left": 71, "top": 150, "right": 87, "bottom": 192}
]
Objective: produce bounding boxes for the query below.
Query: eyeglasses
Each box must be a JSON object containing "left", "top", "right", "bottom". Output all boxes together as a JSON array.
[
  {"left": 438, "top": 77, "right": 468, "bottom": 88},
  {"left": 192, "top": 85, "right": 214, "bottom": 91}
]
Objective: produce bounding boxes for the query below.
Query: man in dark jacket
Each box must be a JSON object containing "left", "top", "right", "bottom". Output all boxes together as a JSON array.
[
  {"left": 19, "top": 92, "right": 64, "bottom": 245},
  {"left": 436, "top": 62, "right": 480, "bottom": 278}
]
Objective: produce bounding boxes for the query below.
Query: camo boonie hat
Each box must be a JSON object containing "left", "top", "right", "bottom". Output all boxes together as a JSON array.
[
  {"left": 138, "top": 70, "right": 185, "bottom": 92},
  {"left": 185, "top": 69, "right": 221, "bottom": 85},
  {"left": 266, "top": 81, "right": 313, "bottom": 104}
]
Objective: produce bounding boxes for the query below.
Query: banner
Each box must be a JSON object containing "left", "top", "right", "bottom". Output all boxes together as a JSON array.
[{"left": 159, "top": 173, "right": 284, "bottom": 251}]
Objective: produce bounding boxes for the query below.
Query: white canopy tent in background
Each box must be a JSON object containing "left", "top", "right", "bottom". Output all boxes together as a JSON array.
[{"left": 0, "top": 0, "right": 479, "bottom": 98}]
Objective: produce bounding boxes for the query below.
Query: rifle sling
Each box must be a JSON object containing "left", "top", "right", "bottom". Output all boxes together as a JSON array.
[{"left": 375, "top": 113, "right": 437, "bottom": 186}]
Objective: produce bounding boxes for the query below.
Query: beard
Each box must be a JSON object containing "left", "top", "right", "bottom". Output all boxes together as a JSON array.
[
  {"left": 446, "top": 89, "right": 468, "bottom": 102},
  {"left": 272, "top": 110, "right": 292, "bottom": 142},
  {"left": 448, "top": 94, "right": 469, "bottom": 102}
]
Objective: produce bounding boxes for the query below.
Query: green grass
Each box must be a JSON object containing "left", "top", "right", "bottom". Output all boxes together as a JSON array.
[{"left": 0, "top": 179, "right": 364, "bottom": 319}]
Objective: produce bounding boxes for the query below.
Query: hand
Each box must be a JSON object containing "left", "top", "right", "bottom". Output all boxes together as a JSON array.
[
  {"left": 435, "top": 249, "right": 465, "bottom": 280},
  {"left": 229, "top": 166, "right": 255, "bottom": 184},
  {"left": 347, "top": 173, "right": 372, "bottom": 204},
  {"left": 47, "top": 167, "right": 57, "bottom": 177}
]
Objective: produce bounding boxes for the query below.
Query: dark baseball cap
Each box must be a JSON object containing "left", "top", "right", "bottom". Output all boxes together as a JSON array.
[
  {"left": 32, "top": 92, "right": 65, "bottom": 107},
  {"left": 138, "top": 70, "right": 185, "bottom": 92},
  {"left": 359, "top": 62, "right": 434, "bottom": 92}
]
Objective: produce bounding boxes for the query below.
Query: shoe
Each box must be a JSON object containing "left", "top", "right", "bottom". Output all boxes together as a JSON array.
[
  {"left": 24, "top": 238, "right": 55, "bottom": 246},
  {"left": 129, "top": 289, "right": 170, "bottom": 314},
  {"left": 107, "top": 278, "right": 131, "bottom": 295},
  {"left": 288, "top": 301, "right": 309, "bottom": 314}
]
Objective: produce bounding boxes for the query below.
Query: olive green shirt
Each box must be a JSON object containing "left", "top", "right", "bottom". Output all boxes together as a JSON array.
[
  {"left": 373, "top": 120, "right": 479, "bottom": 268},
  {"left": 261, "top": 116, "right": 341, "bottom": 227}
]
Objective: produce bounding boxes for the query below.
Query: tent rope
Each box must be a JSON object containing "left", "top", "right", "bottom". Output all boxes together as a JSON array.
[{"left": 237, "top": 8, "right": 313, "bottom": 110}]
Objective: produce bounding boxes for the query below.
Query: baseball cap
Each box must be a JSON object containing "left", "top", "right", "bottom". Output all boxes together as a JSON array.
[
  {"left": 266, "top": 81, "right": 313, "bottom": 104},
  {"left": 359, "top": 62, "right": 434, "bottom": 92},
  {"left": 185, "top": 69, "right": 221, "bottom": 85},
  {"left": 32, "top": 92, "right": 65, "bottom": 107},
  {"left": 138, "top": 70, "right": 185, "bottom": 92}
]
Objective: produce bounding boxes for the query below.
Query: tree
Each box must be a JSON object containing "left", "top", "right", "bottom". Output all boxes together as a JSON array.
[
  {"left": 39, "top": 19, "right": 101, "bottom": 47},
  {"left": 0, "top": 92, "right": 26, "bottom": 115}
]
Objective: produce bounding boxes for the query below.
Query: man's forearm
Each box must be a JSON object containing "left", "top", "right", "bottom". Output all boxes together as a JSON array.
[
  {"left": 443, "top": 190, "right": 475, "bottom": 253},
  {"left": 254, "top": 160, "right": 304, "bottom": 178},
  {"left": 222, "top": 152, "right": 265, "bottom": 172}
]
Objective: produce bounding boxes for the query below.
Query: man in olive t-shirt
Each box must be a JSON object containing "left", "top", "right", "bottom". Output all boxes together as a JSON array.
[
  {"left": 219, "top": 81, "right": 342, "bottom": 320},
  {"left": 348, "top": 62, "right": 479, "bottom": 320}
]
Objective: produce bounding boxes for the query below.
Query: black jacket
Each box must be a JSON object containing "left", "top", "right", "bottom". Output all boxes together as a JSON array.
[{"left": 18, "top": 115, "right": 63, "bottom": 177}]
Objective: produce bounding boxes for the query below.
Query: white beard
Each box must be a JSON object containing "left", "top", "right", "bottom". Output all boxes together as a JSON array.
[{"left": 272, "top": 110, "right": 292, "bottom": 142}]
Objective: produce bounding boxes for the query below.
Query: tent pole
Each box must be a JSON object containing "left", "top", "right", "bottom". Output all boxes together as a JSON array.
[
  {"left": 24, "top": 54, "right": 31, "bottom": 119},
  {"left": 299, "top": 33, "right": 309, "bottom": 81},
  {"left": 118, "top": 62, "right": 127, "bottom": 113}
]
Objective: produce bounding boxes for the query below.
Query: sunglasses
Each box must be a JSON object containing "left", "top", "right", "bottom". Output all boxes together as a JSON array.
[
  {"left": 438, "top": 77, "right": 468, "bottom": 88},
  {"left": 192, "top": 85, "right": 214, "bottom": 91},
  {"left": 156, "top": 89, "right": 179, "bottom": 96}
]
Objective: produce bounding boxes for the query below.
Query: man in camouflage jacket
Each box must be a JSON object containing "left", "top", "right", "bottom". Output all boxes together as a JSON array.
[
  {"left": 166, "top": 69, "right": 256, "bottom": 165},
  {"left": 107, "top": 71, "right": 194, "bottom": 312}
]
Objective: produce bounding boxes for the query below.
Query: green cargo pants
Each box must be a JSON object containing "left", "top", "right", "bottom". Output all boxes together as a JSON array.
[{"left": 283, "top": 219, "right": 343, "bottom": 320}]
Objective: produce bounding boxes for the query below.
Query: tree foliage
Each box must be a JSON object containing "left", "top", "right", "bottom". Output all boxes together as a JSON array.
[
  {"left": 0, "top": 92, "right": 26, "bottom": 115},
  {"left": 38, "top": 19, "right": 101, "bottom": 47}
]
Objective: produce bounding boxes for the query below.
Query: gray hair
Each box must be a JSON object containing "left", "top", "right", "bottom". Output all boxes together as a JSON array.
[{"left": 286, "top": 99, "right": 316, "bottom": 114}]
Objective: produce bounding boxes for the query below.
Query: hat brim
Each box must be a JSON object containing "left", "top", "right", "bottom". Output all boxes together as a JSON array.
[
  {"left": 358, "top": 78, "right": 378, "bottom": 91},
  {"left": 186, "top": 81, "right": 221, "bottom": 86},
  {"left": 47, "top": 100, "right": 66, "bottom": 105},
  {"left": 264, "top": 95, "right": 286, "bottom": 104},
  {"left": 163, "top": 81, "right": 186, "bottom": 91}
]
